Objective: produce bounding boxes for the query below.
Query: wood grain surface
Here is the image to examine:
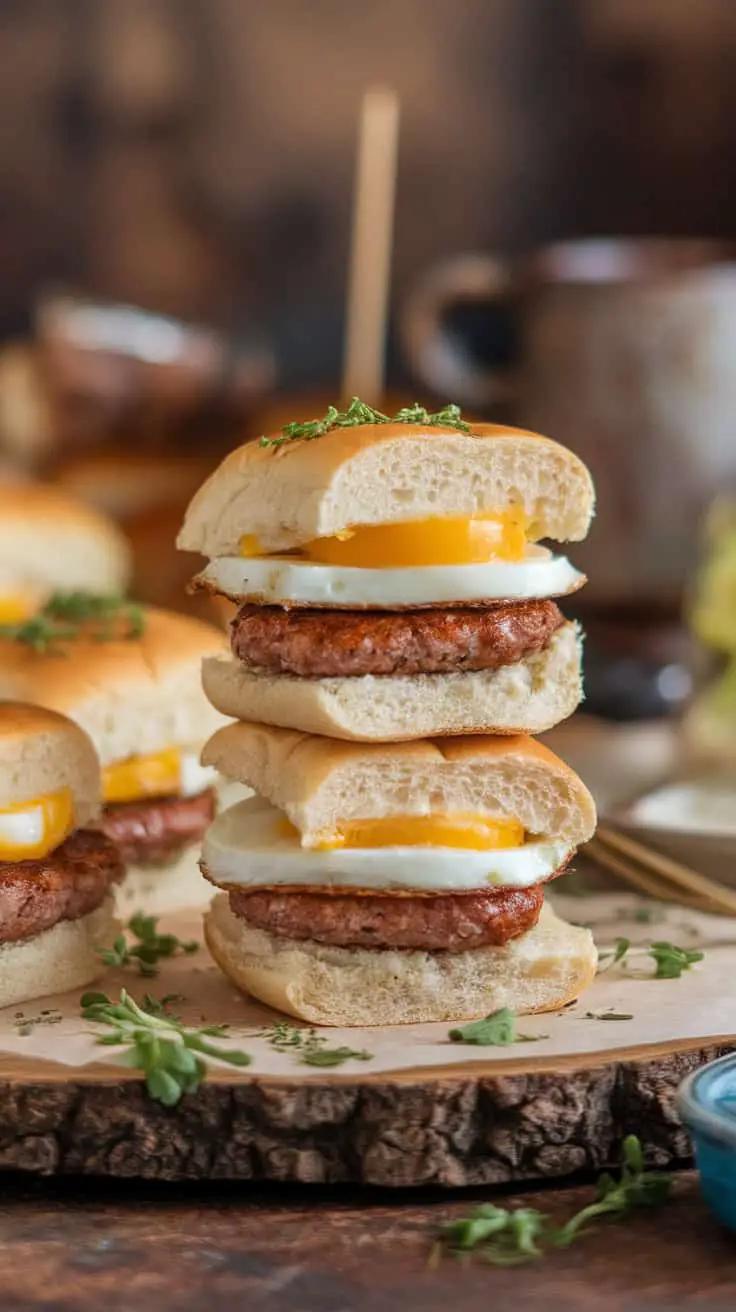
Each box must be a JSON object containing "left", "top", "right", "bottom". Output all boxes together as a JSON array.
[
  {"left": 0, "top": 1038, "right": 731, "bottom": 1187},
  {"left": 0, "top": 1170, "right": 734, "bottom": 1311}
]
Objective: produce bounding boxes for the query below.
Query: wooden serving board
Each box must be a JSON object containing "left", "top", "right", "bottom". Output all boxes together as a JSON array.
[{"left": 0, "top": 889, "right": 732, "bottom": 1188}]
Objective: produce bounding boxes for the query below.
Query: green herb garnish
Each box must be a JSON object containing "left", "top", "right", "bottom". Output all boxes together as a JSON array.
[
  {"left": 597, "top": 938, "right": 704, "bottom": 978},
  {"left": 448, "top": 1008, "right": 547, "bottom": 1046},
  {"left": 261, "top": 1020, "right": 373, "bottom": 1067},
  {"left": 259, "top": 397, "right": 470, "bottom": 449},
  {"left": 436, "top": 1136, "right": 671, "bottom": 1266},
  {"left": 98, "top": 914, "right": 199, "bottom": 978},
  {"left": 584, "top": 1011, "right": 634, "bottom": 1022},
  {"left": 0, "top": 591, "right": 145, "bottom": 652},
  {"left": 80, "top": 989, "right": 250, "bottom": 1106}
]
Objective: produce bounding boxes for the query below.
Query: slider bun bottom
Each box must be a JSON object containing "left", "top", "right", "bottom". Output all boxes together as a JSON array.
[
  {"left": 114, "top": 846, "right": 214, "bottom": 918},
  {"left": 203, "top": 621, "right": 582, "bottom": 742},
  {"left": 0, "top": 897, "right": 117, "bottom": 1010},
  {"left": 204, "top": 894, "right": 597, "bottom": 1027}
]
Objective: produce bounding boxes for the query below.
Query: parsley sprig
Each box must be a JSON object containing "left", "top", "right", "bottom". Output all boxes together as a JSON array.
[
  {"left": 98, "top": 914, "right": 199, "bottom": 978},
  {"left": 448, "top": 1008, "right": 547, "bottom": 1046},
  {"left": 597, "top": 938, "right": 704, "bottom": 978},
  {"left": 262, "top": 1020, "right": 373, "bottom": 1068},
  {"left": 259, "top": 397, "right": 470, "bottom": 449},
  {"left": 436, "top": 1136, "right": 671, "bottom": 1266},
  {"left": 80, "top": 989, "right": 251, "bottom": 1106},
  {"left": 0, "top": 591, "right": 145, "bottom": 652}
]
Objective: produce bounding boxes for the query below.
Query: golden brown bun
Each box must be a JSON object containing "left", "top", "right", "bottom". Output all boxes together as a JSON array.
[
  {"left": 202, "top": 621, "right": 582, "bottom": 741},
  {"left": 202, "top": 720, "right": 597, "bottom": 848},
  {"left": 0, "top": 481, "right": 131, "bottom": 593},
  {"left": 0, "top": 898, "right": 118, "bottom": 1009},
  {"left": 178, "top": 421, "right": 595, "bottom": 557},
  {"left": 53, "top": 449, "right": 219, "bottom": 523},
  {"left": 0, "top": 607, "right": 228, "bottom": 766},
  {"left": 0, "top": 702, "right": 100, "bottom": 824},
  {"left": 205, "top": 895, "right": 597, "bottom": 1026}
]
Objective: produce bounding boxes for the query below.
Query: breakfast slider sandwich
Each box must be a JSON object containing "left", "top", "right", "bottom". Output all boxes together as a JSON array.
[
  {"left": 200, "top": 722, "right": 597, "bottom": 1026},
  {"left": 0, "top": 482, "right": 131, "bottom": 624},
  {"left": 0, "top": 603, "right": 227, "bottom": 914},
  {"left": 0, "top": 703, "right": 124, "bottom": 1006},
  {"left": 178, "top": 403, "right": 595, "bottom": 740}
]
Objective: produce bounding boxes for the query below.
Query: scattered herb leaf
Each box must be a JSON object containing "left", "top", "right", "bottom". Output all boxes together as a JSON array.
[
  {"left": 584, "top": 1011, "right": 634, "bottom": 1022},
  {"left": 261, "top": 1021, "right": 373, "bottom": 1067},
  {"left": 436, "top": 1136, "right": 671, "bottom": 1265},
  {"left": 0, "top": 592, "right": 146, "bottom": 652},
  {"left": 98, "top": 914, "right": 199, "bottom": 978},
  {"left": 598, "top": 938, "right": 704, "bottom": 979},
  {"left": 259, "top": 397, "right": 470, "bottom": 448},
  {"left": 80, "top": 989, "right": 251, "bottom": 1105},
  {"left": 448, "top": 1008, "right": 547, "bottom": 1046}
]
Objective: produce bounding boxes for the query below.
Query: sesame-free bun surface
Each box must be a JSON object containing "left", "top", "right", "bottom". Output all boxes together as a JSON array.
[
  {"left": 202, "top": 621, "right": 582, "bottom": 741},
  {"left": 202, "top": 720, "right": 597, "bottom": 848},
  {"left": 0, "top": 897, "right": 117, "bottom": 1009},
  {"left": 0, "top": 702, "right": 100, "bottom": 825},
  {"left": 178, "top": 422, "right": 595, "bottom": 557},
  {"left": 0, "top": 482, "right": 131, "bottom": 593},
  {"left": 205, "top": 895, "right": 597, "bottom": 1026},
  {"left": 0, "top": 608, "right": 228, "bottom": 766}
]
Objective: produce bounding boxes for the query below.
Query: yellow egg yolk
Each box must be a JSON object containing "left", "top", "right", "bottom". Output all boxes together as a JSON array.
[
  {"left": 240, "top": 510, "right": 528, "bottom": 568},
  {"left": 0, "top": 788, "right": 75, "bottom": 861},
  {"left": 0, "top": 592, "right": 40, "bottom": 623},
  {"left": 103, "top": 749, "right": 182, "bottom": 805},
  {"left": 281, "top": 814, "right": 525, "bottom": 851}
]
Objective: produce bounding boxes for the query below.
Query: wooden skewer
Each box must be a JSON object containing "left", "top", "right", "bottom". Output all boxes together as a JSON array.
[
  {"left": 342, "top": 87, "right": 400, "bottom": 405},
  {"left": 596, "top": 823, "right": 736, "bottom": 916},
  {"left": 585, "top": 838, "right": 726, "bottom": 913}
]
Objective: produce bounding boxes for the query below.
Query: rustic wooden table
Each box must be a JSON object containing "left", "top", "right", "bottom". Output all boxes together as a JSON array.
[{"left": 0, "top": 1171, "right": 734, "bottom": 1310}]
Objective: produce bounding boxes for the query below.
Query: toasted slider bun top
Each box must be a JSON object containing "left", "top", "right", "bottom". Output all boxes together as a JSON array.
[
  {"left": 0, "top": 702, "right": 100, "bottom": 826},
  {"left": 178, "top": 421, "right": 595, "bottom": 558},
  {"left": 202, "top": 721, "right": 597, "bottom": 848},
  {"left": 0, "top": 608, "right": 228, "bottom": 767},
  {"left": 0, "top": 482, "right": 131, "bottom": 593}
]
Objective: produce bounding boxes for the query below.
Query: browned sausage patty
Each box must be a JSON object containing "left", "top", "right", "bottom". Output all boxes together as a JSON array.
[
  {"left": 99, "top": 789, "right": 216, "bottom": 865},
  {"left": 229, "top": 883, "right": 544, "bottom": 952},
  {"left": 0, "top": 829, "right": 124, "bottom": 944},
  {"left": 230, "top": 601, "right": 564, "bottom": 678}
]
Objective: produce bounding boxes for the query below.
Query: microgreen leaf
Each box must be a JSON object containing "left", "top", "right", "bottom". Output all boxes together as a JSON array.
[
  {"left": 448, "top": 1008, "right": 546, "bottom": 1046},
  {"left": 97, "top": 914, "right": 199, "bottom": 977},
  {"left": 258, "top": 1021, "right": 374, "bottom": 1068},
  {"left": 0, "top": 592, "right": 146, "bottom": 651}
]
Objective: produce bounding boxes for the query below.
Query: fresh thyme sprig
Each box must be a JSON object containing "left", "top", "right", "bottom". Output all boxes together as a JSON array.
[
  {"left": 448, "top": 1008, "right": 547, "bottom": 1046},
  {"left": 262, "top": 1020, "right": 373, "bottom": 1068},
  {"left": 435, "top": 1136, "right": 671, "bottom": 1266},
  {"left": 0, "top": 591, "right": 146, "bottom": 652},
  {"left": 80, "top": 989, "right": 250, "bottom": 1106},
  {"left": 98, "top": 914, "right": 199, "bottom": 978},
  {"left": 259, "top": 397, "right": 470, "bottom": 449},
  {"left": 597, "top": 938, "right": 704, "bottom": 978}
]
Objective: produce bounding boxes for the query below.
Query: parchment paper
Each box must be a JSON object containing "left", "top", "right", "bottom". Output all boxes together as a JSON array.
[{"left": 1, "top": 889, "right": 734, "bottom": 1078}]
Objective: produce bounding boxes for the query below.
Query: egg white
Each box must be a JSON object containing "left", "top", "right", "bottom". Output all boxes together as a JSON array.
[
  {"left": 198, "top": 545, "right": 583, "bottom": 607},
  {"left": 180, "top": 753, "right": 219, "bottom": 799},
  {"left": 202, "top": 797, "right": 570, "bottom": 893},
  {"left": 0, "top": 804, "right": 45, "bottom": 851}
]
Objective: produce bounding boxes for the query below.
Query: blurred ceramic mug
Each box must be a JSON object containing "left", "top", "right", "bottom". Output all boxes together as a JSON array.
[{"left": 402, "top": 238, "right": 736, "bottom": 606}]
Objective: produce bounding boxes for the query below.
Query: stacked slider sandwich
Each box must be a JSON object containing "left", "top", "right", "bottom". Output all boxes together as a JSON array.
[
  {"left": 0, "top": 703, "right": 124, "bottom": 1006},
  {"left": 0, "top": 603, "right": 227, "bottom": 915},
  {"left": 178, "top": 402, "right": 599, "bottom": 1025}
]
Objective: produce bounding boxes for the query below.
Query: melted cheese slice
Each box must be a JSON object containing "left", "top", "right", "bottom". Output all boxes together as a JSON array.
[
  {"left": 0, "top": 788, "right": 74, "bottom": 861},
  {"left": 203, "top": 797, "right": 569, "bottom": 893},
  {"left": 241, "top": 511, "right": 528, "bottom": 568},
  {"left": 103, "top": 750, "right": 218, "bottom": 804},
  {"left": 0, "top": 591, "right": 42, "bottom": 623}
]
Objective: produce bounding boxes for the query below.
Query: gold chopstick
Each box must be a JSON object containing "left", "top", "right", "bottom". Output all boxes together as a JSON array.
[{"left": 584, "top": 837, "right": 728, "bottom": 913}]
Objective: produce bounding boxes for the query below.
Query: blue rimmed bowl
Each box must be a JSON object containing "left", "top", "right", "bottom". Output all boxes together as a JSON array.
[{"left": 679, "top": 1053, "right": 736, "bottom": 1232}]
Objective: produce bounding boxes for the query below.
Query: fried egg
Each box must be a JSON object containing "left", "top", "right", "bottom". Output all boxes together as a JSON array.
[
  {"left": 0, "top": 789, "right": 74, "bottom": 861},
  {"left": 103, "top": 750, "right": 218, "bottom": 804},
  {"left": 202, "top": 797, "right": 570, "bottom": 892}
]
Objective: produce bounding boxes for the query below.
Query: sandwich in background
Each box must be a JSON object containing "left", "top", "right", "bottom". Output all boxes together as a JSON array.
[
  {"left": 0, "top": 602, "right": 227, "bottom": 915},
  {"left": 179, "top": 408, "right": 594, "bottom": 740},
  {"left": 0, "top": 482, "right": 131, "bottom": 624},
  {"left": 0, "top": 703, "right": 124, "bottom": 1006},
  {"left": 200, "top": 722, "right": 597, "bottom": 1026}
]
